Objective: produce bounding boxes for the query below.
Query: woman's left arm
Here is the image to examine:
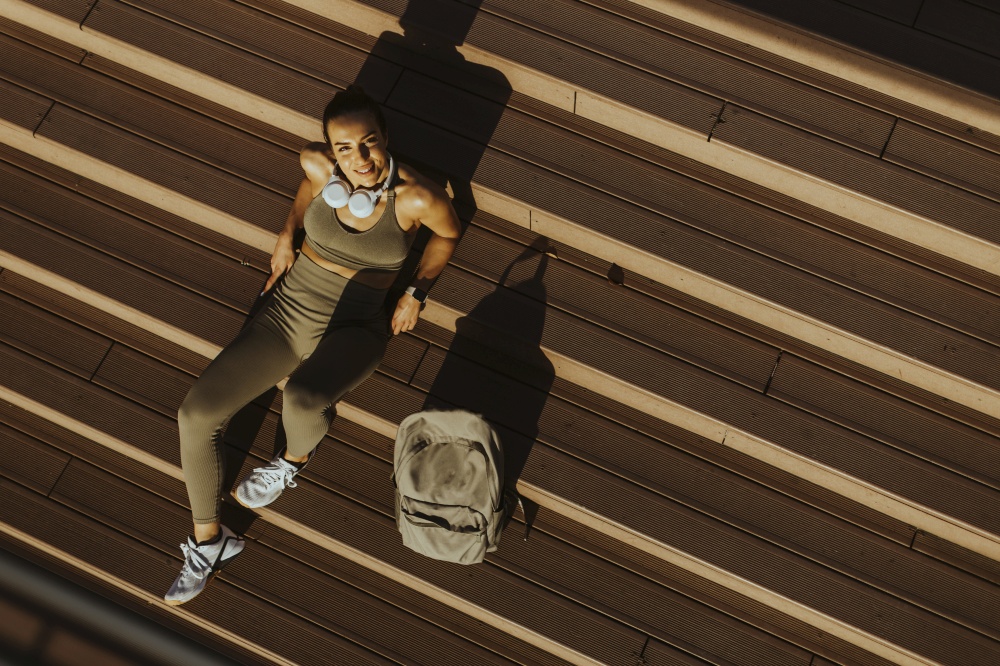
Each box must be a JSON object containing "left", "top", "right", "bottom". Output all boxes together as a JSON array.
[{"left": 391, "top": 185, "right": 462, "bottom": 336}]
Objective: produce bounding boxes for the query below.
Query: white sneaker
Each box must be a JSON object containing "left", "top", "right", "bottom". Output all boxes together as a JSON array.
[
  {"left": 235, "top": 453, "right": 306, "bottom": 509},
  {"left": 164, "top": 525, "right": 244, "bottom": 605}
]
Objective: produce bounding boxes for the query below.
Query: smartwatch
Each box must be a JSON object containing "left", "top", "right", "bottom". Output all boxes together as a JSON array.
[{"left": 405, "top": 286, "right": 428, "bottom": 304}]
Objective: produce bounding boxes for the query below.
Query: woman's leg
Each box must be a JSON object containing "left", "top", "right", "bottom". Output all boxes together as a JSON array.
[
  {"left": 282, "top": 322, "right": 388, "bottom": 459},
  {"left": 178, "top": 321, "right": 299, "bottom": 527},
  {"left": 231, "top": 322, "right": 386, "bottom": 509},
  {"left": 166, "top": 319, "right": 298, "bottom": 605}
]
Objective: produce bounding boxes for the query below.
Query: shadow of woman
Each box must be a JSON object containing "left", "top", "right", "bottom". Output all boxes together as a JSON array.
[
  {"left": 356, "top": 0, "right": 545, "bottom": 490},
  {"left": 353, "top": 0, "right": 512, "bottom": 215},
  {"left": 420, "top": 240, "right": 555, "bottom": 529}
]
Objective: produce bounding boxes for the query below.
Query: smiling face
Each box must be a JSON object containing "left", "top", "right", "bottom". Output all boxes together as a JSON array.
[{"left": 327, "top": 110, "right": 390, "bottom": 190}]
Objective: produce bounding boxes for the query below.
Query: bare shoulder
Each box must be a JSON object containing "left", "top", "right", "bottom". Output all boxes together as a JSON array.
[
  {"left": 300, "top": 142, "right": 335, "bottom": 191},
  {"left": 393, "top": 163, "right": 461, "bottom": 237},
  {"left": 390, "top": 162, "right": 445, "bottom": 212},
  {"left": 393, "top": 163, "right": 444, "bottom": 206}
]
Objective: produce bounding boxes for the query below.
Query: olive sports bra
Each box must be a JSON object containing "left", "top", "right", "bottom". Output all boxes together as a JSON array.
[{"left": 302, "top": 182, "right": 415, "bottom": 272}]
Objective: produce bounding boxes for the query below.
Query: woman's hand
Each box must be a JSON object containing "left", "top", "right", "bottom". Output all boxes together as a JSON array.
[
  {"left": 263, "top": 170, "right": 323, "bottom": 295},
  {"left": 391, "top": 293, "right": 421, "bottom": 335},
  {"left": 262, "top": 233, "right": 297, "bottom": 294}
]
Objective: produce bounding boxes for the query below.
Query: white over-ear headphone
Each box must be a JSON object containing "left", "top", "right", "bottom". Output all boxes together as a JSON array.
[{"left": 322, "top": 154, "right": 395, "bottom": 218}]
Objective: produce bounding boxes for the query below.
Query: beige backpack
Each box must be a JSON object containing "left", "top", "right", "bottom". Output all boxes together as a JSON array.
[{"left": 392, "top": 410, "right": 509, "bottom": 564}]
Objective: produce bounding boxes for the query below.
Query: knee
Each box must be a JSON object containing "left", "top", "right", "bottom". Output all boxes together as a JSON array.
[
  {"left": 282, "top": 379, "right": 331, "bottom": 418},
  {"left": 177, "top": 384, "right": 226, "bottom": 437},
  {"left": 177, "top": 390, "right": 198, "bottom": 431}
]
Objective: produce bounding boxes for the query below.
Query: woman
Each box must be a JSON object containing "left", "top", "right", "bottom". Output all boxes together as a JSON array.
[{"left": 165, "top": 86, "right": 461, "bottom": 605}]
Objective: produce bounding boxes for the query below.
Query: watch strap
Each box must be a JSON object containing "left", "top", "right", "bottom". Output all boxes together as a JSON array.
[{"left": 405, "top": 286, "right": 428, "bottom": 303}]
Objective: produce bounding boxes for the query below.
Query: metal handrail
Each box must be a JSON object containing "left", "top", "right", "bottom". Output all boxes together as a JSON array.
[{"left": 0, "top": 547, "right": 240, "bottom": 666}]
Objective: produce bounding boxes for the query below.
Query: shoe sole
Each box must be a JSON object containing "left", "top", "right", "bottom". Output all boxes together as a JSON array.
[
  {"left": 233, "top": 488, "right": 270, "bottom": 509},
  {"left": 163, "top": 540, "right": 245, "bottom": 606},
  {"left": 233, "top": 489, "right": 254, "bottom": 509}
]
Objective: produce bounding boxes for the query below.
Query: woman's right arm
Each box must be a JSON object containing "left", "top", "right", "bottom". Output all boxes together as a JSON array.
[
  {"left": 262, "top": 146, "right": 332, "bottom": 294},
  {"left": 262, "top": 177, "right": 313, "bottom": 293}
]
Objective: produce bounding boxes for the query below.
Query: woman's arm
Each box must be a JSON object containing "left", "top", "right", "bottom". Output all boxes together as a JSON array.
[
  {"left": 391, "top": 178, "right": 462, "bottom": 336},
  {"left": 262, "top": 146, "right": 333, "bottom": 294}
]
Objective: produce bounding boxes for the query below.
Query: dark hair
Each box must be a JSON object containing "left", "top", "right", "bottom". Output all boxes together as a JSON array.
[{"left": 322, "top": 85, "right": 387, "bottom": 144}]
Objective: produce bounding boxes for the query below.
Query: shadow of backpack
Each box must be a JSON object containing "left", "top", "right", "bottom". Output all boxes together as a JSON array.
[{"left": 393, "top": 410, "right": 510, "bottom": 564}]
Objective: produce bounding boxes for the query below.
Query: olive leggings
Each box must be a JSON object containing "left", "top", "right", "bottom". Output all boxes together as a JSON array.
[{"left": 178, "top": 253, "right": 389, "bottom": 524}]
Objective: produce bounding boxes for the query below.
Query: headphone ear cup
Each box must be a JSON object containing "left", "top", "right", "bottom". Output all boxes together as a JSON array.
[
  {"left": 322, "top": 175, "right": 352, "bottom": 208},
  {"left": 348, "top": 189, "right": 379, "bottom": 218}
]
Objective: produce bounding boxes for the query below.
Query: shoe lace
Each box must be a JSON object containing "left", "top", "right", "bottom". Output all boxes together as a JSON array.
[
  {"left": 251, "top": 461, "right": 298, "bottom": 489},
  {"left": 179, "top": 542, "right": 213, "bottom": 580}
]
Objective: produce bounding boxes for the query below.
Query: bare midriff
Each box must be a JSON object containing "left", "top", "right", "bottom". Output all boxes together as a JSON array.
[{"left": 301, "top": 240, "right": 398, "bottom": 290}]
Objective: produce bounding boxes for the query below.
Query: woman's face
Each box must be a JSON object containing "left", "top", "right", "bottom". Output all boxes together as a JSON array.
[{"left": 326, "top": 110, "right": 389, "bottom": 190}]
